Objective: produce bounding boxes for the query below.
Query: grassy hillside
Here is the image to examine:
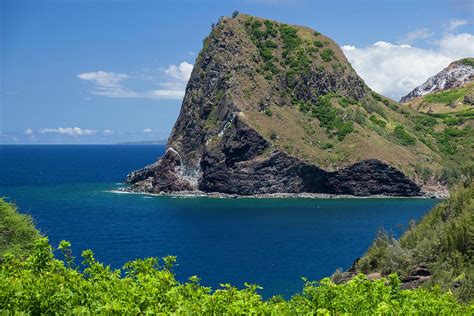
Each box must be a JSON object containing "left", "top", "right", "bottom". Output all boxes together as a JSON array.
[
  {"left": 357, "top": 178, "right": 474, "bottom": 302},
  {"left": 204, "top": 14, "right": 473, "bottom": 189},
  {"left": 0, "top": 198, "right": 40, "bottom": 257},
  {"left": 402, "top": 82, "right": 474, "bottom": 186}
]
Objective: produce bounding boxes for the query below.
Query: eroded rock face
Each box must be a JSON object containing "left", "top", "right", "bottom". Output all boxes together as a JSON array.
[
  {"left": 128, "top": 114, "right": 420, "bottom": 196},
  {"left": 327, "top": 160, "right": 421, "bottom": 196}
]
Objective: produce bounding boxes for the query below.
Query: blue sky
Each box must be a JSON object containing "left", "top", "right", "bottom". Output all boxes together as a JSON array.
[{"left": 1, "top": 0, "right": 473, "bottom": 144}]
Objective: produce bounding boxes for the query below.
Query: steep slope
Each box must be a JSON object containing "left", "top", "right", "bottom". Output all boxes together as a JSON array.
[
  {"left": 400, "top": 58, "right": 474, "bottom": 103},
  {"left": 398, "top": 60, "right": 474, "bottom": 188},
  {"left": 355, "top": 179, "right": 474, "bottom": 302},
  {"left": 127, "top": 14, "right": 449, "bottom": 196}
]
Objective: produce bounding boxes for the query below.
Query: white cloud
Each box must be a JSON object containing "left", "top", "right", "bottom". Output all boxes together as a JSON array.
[
  {"left": 77, "top": 71, "right": 128, "bottom": 88},
  {"left": 164, "top": 62, "right": 193, "bottom": 81},
  {"left": 398, "top": 28, "right": 433, "bottom": 44},
  {"left": 438, "top": 33, "right": 474, "bottom": 57},
  {"left": 78, "top": 61, "right": 193, "bottom": 100},
  {"left": 142, "top": 128, "right": 153, "bottom": 133},
  {"left": 342, "top": 32, "right": 474, "bottom": 100},
  {"left": 40, "top": 127, "right": 97, "bottom": 136},
  {"left": 103, "top": 129, "right": 114, "bottom": 134},
  {"left": 24, "top": 128, "right": 33, "bottom": 135},
  {"left": 444, "top": 19, "right": 470, "bottom": 32}
]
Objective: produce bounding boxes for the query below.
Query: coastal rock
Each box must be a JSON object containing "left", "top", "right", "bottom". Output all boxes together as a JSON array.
[{"left": 127, "top": 14, "right": 441, "bottom": 197}]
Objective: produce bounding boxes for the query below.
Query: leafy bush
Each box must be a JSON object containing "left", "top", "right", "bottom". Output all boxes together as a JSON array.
[
  {"left": 0, "top": 237, "right": 470, "bottom": 314},
  {"left": 369, "top": 114, "right": 387, "bottom": 128},
  {"left": 313, "top": 40, "right": 323, "bottom": 48},
  {"left": 337, "top": 96, "right": 356, "bottom": 108},
  {"left": 392, "top": 125, "right": 416, "bottom": 145},
  {"left": 320, "top": 48, "right": 334, "bottom": 62},
  {"left": 231, "top": 10, "right": 239, "bottom": 18},
  {"left": 0, "top": 199, "right": 41, "bottom": 257},
  {"left": 300, "top": 96, "right": 354, "bottom": 140}
]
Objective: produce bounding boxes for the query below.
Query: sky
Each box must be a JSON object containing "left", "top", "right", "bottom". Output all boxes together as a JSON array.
[{"left": 1, "top": 0, "right": 473, "bottom": 144}]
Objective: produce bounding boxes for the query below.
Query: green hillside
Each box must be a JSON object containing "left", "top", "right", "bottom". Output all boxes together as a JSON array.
[
  {"left": 206, "top": 14, "right": 472, "bottom": 187},
  {"left": 225, "top": 15, "right": 443, "bottom": 175},
  {"left": 357, "top": 178, "right": 474, "bottom": 302}
]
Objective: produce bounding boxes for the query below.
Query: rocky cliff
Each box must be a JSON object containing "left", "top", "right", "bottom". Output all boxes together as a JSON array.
[
  {"left": 400, "top": 58, "right": 474, "bottom": 103},
  {"left": 127, "top": 14, "right": 450, "bottom": 196}
]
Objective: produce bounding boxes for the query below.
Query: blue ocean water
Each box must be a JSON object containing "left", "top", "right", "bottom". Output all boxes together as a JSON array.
[{"left": 0, "top": 145, "right": 440, "bottom": 298}]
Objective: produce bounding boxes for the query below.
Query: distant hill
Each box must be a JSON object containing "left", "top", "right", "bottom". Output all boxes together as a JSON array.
[{"left": 400, "top": 58, "right": 474, "bottom": 105}]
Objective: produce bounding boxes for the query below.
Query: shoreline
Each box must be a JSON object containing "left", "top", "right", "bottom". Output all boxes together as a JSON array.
[{"left": 111, "top": 186, "right": 448, "bottom": 200}]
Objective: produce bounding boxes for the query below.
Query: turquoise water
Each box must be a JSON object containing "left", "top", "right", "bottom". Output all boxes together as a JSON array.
[{"left": 0, "top": 145, "right": 440, "bottom": 298}]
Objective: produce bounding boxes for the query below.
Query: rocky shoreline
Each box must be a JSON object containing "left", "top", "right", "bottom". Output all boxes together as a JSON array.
[{"left": 114, "top": 186, "right": 449, "bottom": 199}]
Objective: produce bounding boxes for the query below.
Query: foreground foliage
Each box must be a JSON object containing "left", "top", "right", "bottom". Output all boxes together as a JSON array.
[
  {"left": 0, "top": 237, "right": 471, "bottom": 314},
  {"left": 0, "top": 198, "right": 40, "bottom": 257},
  {"left": 357, "top": 181, "right": 474, "bottom": 302}
]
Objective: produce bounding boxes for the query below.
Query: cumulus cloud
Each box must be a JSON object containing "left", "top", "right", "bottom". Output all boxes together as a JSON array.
[
  {"left": 40, "top": 127, "right": 97, "bottom": 136},
  {"left": 142, "top": 128, "right": 152, "bottom": 133},
  {"left": 164, "top": 62, "right": 193, "bottom": 81},
  {"left": 24, "top": 128, "right": 33, "bottom": 135},
  {"left": 342, "top": 32, "right": 474, "bottom": 100},
  {"left": 103, "top": 129, "right": 114, "bottom": 134},
  {"left": 78, "top": 61, "right": 193, "bottom": 100}
]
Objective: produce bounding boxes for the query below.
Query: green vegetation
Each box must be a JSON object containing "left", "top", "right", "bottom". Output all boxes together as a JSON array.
[
  {"left": 244, "top": 18, "right": 279, "bottom": 80},
  {"left": 459, "top": 58, "right": 474, "bottom": 67},
  {"left": 392, "top": 125, "right": 416, "bottom": 145},
  {"left": 424, "top": 88, "right": 467, "bottom": 105},
  {"left": 313, "top": 40, "right": 323, "bottom": 48},
  {"left": 369, "top": 114, "right": 387, "bottom": 128},
  {"left": 0, "top": 238, "right": 470, "bottom": 314},
  {"left": 320, "top": 48, "right": 334, "bottom": 62},
  {"left": 357, "top": 181, "right": 474, "bottom": 302},
  {"left": 299, "top": 95, "right": 354, "bottom": 141},
  {"left": 237, "top": 15, "right": 471, "bottom": 178},
  {"left": 0, "top": 199, "right": 40, "bottom": 258},
  {"left": 337, "top": 96, "right": 357, "bottom": 108}
]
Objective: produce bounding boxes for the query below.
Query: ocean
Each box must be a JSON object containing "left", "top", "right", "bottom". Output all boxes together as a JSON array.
[{"left": 0, "top": 145, "right": 440, "bottom": 298}]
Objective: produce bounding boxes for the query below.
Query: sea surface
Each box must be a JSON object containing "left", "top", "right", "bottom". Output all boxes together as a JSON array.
[{"left": 0, "top": 145, "right": 440, "bottom": 298}]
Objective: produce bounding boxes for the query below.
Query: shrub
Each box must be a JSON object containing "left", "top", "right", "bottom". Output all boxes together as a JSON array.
[
  {"left": 369, "top": 114, "right": 387, "bottom": 128},
  {"left": 313, "top": 40, "right": 323, "bottom": 47},
  {"left": 232, "top": 10, "right": 239, "bottom": 18},
  {"left": 320, "top": 48, "right": 334, "bottom": 62},
  {"left": 300, "top": 96, "right": 354, "bottom": 140},
  {"left": 0, "top": 199, "right": 41, "bottom": 257},
  {"left": 264, "top": 108, "right": 273, "bottom": 116},
  {"left": 392, "top": 125, "right": 416, "bottom": 145},
  {"left": 0, "top": 237, "right": 469, "bottom": 314}
]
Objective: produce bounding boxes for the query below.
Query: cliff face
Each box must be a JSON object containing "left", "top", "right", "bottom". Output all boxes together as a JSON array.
[
  {"left": 400, "top": 58, "right": 474, "bottom": 103},
  {"left": 127, "top": 14, "right": 446, "bottom": 196}
]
